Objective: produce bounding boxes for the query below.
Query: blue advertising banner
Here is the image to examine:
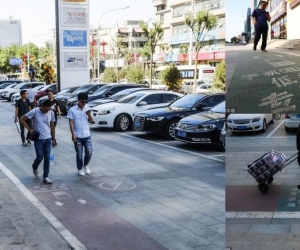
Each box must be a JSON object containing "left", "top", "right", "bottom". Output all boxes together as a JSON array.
[
  {"left": 63, "top": 30, "right": 87, "bottom": 47},
  {"left": 9, "top": 58, "right": 22, "bottom": 66}
]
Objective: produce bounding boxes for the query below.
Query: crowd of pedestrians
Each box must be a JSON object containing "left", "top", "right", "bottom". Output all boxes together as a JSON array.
[{"left": 17, "top": 89, "right": 94, "bottom": 184}]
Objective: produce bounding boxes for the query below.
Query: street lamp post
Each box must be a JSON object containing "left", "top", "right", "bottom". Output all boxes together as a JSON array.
[
  {"left": 97, "top": 6, "right": 130, "bottom": 79},
  {"left": 27, "top": 33, "right": 50, "bottom": 72}
]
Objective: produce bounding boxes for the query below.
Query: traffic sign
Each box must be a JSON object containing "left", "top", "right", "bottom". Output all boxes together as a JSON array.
[{"left": 9, "top": 58, "right": 22, "bottom": 66}]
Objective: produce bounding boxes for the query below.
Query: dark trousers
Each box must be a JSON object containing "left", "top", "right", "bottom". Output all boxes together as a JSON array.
[
  {"left": 254, "top": 26, "right": 268, "bottom": 50},
  {"left": 19, "top": 118, "right": 33, "bottom": 142},
  {"left": 33, "top": 138, "right": 52, "bottom": 179}
]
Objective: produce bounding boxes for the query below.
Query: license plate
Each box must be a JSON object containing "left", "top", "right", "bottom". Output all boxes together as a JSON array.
[
  {"left": 297, "top": 114, "right": 300, "bottom": 118},
  {"left": 134, "top": 121, "right": 141, "bottom": 127},
  {"left": 237, "top": 126, "right": 247, "bottom": 130},
  {"left": 178, "top": 131, "right": 186, "bottom": 137}
]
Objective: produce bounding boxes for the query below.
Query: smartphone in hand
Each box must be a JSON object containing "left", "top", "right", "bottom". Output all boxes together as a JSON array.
[{"left": 85, "top": 110, "right": 91, "bottom": 116}]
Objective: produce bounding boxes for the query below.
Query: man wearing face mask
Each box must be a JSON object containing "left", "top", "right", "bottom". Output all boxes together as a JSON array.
[
  {"left": 251, "top": 1, "right": 271, "bottom": 52},
  {"left": 67, "top": 92, "right": 94, "bottom": 176},
  {"left": 20, "top": 99, "right": 57, "bottom": 184}
]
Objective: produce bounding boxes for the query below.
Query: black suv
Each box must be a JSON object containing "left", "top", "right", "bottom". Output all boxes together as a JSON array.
[
  {"left": 133, "top": 92, "right": 225, "bottom": 139},
  {"left": 87, "top": 83, "right": 147, "bottom": 103},
  {"left": 66, "top": 83, "right": 107, "bottom": 111}
]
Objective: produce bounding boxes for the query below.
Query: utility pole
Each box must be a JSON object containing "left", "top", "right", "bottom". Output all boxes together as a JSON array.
[{"left": 188, "top": 0, "right": 195, "bottom": 66}]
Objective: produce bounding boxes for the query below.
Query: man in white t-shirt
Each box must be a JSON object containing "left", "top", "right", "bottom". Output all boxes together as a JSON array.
[
  {"left": 20, "top": 99, "right": 57, "bottom": 184},
  {"left": 67, "top": 92, "right": 94, "bottom": 176}
]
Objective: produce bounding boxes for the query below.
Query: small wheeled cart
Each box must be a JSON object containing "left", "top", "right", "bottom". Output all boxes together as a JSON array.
[{"left": 245, "top": 150, "right": 298, "bottom": 193}]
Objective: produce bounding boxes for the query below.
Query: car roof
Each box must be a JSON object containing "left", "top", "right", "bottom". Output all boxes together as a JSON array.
[{"left": 130, "top": 90, "right": 181, "bottom": 95}]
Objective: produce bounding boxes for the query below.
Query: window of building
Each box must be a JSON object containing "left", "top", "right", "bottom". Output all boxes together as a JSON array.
[
  {"left": 160, "top": 14, "right": 164, "bottom": 24},
  {"left": 172, "top": 23, "right": 190, "bottom": 35}
]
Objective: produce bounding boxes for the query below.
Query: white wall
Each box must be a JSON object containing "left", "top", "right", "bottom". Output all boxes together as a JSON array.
[{"left": 287, "top": 3, "right": 300, "bottom": 40}]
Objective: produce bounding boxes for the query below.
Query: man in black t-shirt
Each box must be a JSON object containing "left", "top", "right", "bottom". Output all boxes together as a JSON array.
[
  {"left": 15, "top": 90, "right": 33, "bottom": 145},
  {"left": 47, "top": 90, "right": 61, "bottom": 127}
]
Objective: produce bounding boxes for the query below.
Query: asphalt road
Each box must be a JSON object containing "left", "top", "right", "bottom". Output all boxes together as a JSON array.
[
  {"left": 226, "top": 46, "right": 300, "bottom": 114},
  {"left": 0, "top": 100, "right": 225, "bottom": 250}
]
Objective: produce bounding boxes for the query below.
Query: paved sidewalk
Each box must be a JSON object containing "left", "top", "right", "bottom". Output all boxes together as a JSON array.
[
  {"left": 226, "top": 213, "right": 300, "bottom": 250},
  {"left": 226, "top": 46, "right": 300, "bottom": 114}
]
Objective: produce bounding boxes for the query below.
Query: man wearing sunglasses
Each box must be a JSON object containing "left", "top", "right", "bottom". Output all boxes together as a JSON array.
[
  {"left": 67, "top": 92, "right": 94, "bottom": 176},
  {"left": 251, "top": 1, "right": 271, "bottom": 52}
]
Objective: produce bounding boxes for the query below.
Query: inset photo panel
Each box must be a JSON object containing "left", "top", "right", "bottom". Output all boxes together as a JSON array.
[
  {"left": 226, "top": 0, "right": 300, "bottom": 114},
  {"left": 225, "top": 112, "right": 300, "bottom": 250}
]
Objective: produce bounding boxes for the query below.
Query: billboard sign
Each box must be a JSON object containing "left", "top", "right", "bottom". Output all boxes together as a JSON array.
[
  {"left": 61, "top": 7, "right": 88, "bottom": 26},
  {"left": 9, "top": 58, "right": 22, "bottom": 66},
  {"left": 63, "top": 30, "right": 87, "bottom": 47},
  {"left": 63, "top": 52, "right": 88, "bottom": 70}
]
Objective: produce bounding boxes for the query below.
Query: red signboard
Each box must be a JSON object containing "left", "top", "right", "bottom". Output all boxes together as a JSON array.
[{"left": 214, "top": 51, "right": 225, "bottom": 59}]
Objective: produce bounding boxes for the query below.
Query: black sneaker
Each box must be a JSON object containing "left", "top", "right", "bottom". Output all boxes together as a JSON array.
[
  {"left": 43, "top": 178, "right": 52, "bottom": 184},
  {"left": 32, "top": 167, "right": 38, "bottom": 177},
  {"left": 27, "top": 139, "right": 31, "bottom": 145},
  {"left": 253, "top": 46, "right": 256, "bottom": 51}
]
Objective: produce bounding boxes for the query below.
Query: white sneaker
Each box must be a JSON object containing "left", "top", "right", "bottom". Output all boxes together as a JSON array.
[
  {"left": 83, "top": 165, "right": 90, "bottom": 175},
  {"left": 78, "top": 170, "right": 85, "bottom": 176}
]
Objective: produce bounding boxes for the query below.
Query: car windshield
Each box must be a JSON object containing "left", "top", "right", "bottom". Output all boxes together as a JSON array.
[
  {"left": 73, "top": 85, "right": 92, "bottom": 93},
  {"left": 117, "top": 93, "right": 145, "bottom": 104},
  {"left": 40, "top": 85, "right": 55, "bottom": 91},
  {"left": 0, "top": 83, "right": 10, "bottom": 89},
  {"left": 108, "top": 88, "right": 141, "bottom": 101},
  {"left": 196, "top": 81, "right": 205, "bottom": 86},
  {"left": 170, "top": 94, "right": 204, "bottom": 109},
  {"left": 92, "top": 85, "right": 111, "bottom": 95},
  {"left": 57, "top": 88, "right": 71, "bottom": 95},
  {"left": 210, "top": 101, "right": 225, "bottom": 113}
]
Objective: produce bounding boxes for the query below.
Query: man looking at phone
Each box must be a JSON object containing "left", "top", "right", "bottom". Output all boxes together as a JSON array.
[
  {"left": 67, "top": 92, "right": 94, "bottom": 176},
  {"left": 251, "top": 1, "right": 271, "bottom": 52}
]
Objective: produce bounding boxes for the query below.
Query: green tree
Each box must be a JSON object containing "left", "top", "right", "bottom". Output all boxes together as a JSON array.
[
  {"left": 159, "top": 64, "right": 182, "bottom": 91},
  {"left": 212, "top": 60, "right": 225, "bottom": 91},
  {"left": 109, "top": 37, "right": 126, "bottom": 83},
  {"left": 185, "top": 10, "right": 218, "bottom": 93},
  {"left": 231, "top": 36, "right": 238, "bottom": 43},
  {"left": 102, "top": 68, "right": 116, "bottom": 83},
  {"left": 140, "top": 21, "right": 163, "bottom": 88},
  {"left": 126, "top": 66, "right": 145, "bottom": 83}
]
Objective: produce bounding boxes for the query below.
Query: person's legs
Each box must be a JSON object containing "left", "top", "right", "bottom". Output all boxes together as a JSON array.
[
  {"left": 33, "top": 140, "right": 44, "bottom": 170},
  {"left": 74, "top": 138, "right": 84, "bottom": 170},
  {"left": 261, "top": 27, "right": 268, "bottom": 51},
  {"left": 83, "top": 136, "right": 93, "bottom": 167},
  {"left": 19, "top": 120, "right": 26, "bottom": 143},
  {"left": 254, "top": 26, "right": 262, "bottom": 50},
  {"left": 25, "top": 119, "right": 33, "bottom": 141},
  {"left": 42, "top": 139, "right": 51, "bottom": 179}
]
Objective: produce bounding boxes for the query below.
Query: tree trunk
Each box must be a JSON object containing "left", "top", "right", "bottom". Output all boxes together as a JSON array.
[
  {"left": 193, "top": 52, "right": 198, "bottom": 94},
  {"left": 149, "top": 51, "right": 153, "bottom": 89}
]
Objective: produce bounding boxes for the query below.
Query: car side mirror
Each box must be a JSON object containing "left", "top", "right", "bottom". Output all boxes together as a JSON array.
[
  {"left": 138, "top": 101, "right": 147, "bottom": 106},
  {"left": 88, "top": 90, "right": 93, "bottom": 94},
  {"left": 197, "top": 103, "right": 206, "bottom": 110}
]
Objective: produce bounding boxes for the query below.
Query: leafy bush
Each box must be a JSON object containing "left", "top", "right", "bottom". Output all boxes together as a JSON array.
[
  {"left": 102, "top": 68, "right": 116, "bottom": 83},
  {"left": 159, "top": 64, "right": 182, "bottom": 91},
  {"left": 212, "top": 60, "right": 225, "bottom": 91}
]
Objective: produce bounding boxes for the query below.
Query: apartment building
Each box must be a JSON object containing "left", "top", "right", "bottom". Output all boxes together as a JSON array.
[
  {"left": 152, "top": 0, "right": 225, "bottom": 66},
  {"left": 0, "top": 16, "right": 22, "bottom": 48}
]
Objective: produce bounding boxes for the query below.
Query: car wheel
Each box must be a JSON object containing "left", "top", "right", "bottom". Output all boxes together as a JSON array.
[
  {"left": 115, "top": 114, "right": 131, "bottom": 132},
  {"left": 261, "top": 119, "right": 267, "bottom": 133},
  {"left": 218, "top": 138, "right": 225, "bottom": 152},
  {"left": 8, "top": 94, "right": 13, "bottom": 102},
  {"left": 285, "top": 126, "right": 291, "bottom": 132},
  {"left": 164, "top": 120, "right": 179, "bottom": 140}
]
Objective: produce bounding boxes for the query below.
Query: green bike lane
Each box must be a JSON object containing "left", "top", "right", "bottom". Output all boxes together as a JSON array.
[{"left": 226, "top": 47, "right": 300, "bottom": 114}]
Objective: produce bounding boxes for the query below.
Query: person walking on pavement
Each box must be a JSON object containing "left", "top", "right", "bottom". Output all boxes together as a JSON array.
[
  {"left": 15, "top": 90, "right": 32, "bottom": 146},
  {"left": 67, "top": 92, "right": 94, "bottom": 176},
  {"left": 20, "top": 100, "right": 57, "bottom": 184},
  {"left": 27, "top": 84, "right": 35, "bottom": 109},
  {"left": 47, "top": 90, "right": 61, "bottom": 127},
  {"left": 251, "top": 1, "right": 271, "bottom": 52}
]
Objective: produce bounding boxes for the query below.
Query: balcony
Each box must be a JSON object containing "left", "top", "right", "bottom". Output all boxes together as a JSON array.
[{"left": 152, "top": 0, "right": 167, "bottom": 7}]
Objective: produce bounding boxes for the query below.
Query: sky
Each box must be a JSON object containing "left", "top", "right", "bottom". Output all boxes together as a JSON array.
[
  {"left": 226, "top": 0, "right": 252, "bottom": 41},
  {"left": 0, "top": 0, "right": 155, "bottom": 47}
]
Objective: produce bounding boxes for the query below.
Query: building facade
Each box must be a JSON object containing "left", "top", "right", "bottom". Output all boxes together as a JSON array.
[
  {"left": 286, "top": 0, "right": 300, "bottom": 39},
  {"left": 152, "top": 0, "right": 225, "bottom": 67},
  {"left": 0, "top": 16, "right": 22, "bottom": 48}
]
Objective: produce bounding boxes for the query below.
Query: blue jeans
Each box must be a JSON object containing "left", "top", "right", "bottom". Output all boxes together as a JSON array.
[
  {"left": 74, "top": 136, "right": 93, "bottom": 170},
  {"left": 33, "top": 138, "right": 51, "bottom": 179}
]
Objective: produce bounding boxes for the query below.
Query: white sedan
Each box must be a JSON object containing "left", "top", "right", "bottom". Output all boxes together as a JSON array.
[
  {"left": 284, "top": 113, "right": 300, "bottom": 132},
  {"left": 91, "top": 90, "right": 183, "bottom": 131},
  {"left": 11, "top": 85, "right": 45, "bottom": 103},
  {"left": 227, "top": 114, "right": 273, "bottom": 133}
]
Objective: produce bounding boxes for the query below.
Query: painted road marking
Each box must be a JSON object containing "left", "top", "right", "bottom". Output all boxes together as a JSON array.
[
  {"left": 99, "top": 181, "right": 136, "bottom": 191},
  {"left": 265, "top": 58, "right": 295, "bottom": 67},
  {"left": 267, "top": 120, "right": 285, "bottom": 138},
  {"left": 0, "top": 162, "right": 87, "bottom": 250},
  {"left": 117, "top": 133, "right": 225, "bottom": 163},
  {"left": 227, "top": 211, "right": 300, "bottom": 219},
  {"left": 52, "top": 191, "right": 71, "bottom": 200},
  {"left": 78, "top": 199, "right": 87, "bottom": 204},
  {"left": 55, "top": 201, "right": 64, "bottom": 206},
  {"left": 226, "top": 136, "right": 296, "bottom": 139}
]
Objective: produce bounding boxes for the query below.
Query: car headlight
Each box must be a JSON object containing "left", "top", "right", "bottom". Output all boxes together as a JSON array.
[
  {"left": 147, "top": 117, "right": 164, "bottom": 121},
  {"left": 227, "top": 119, "right": 232, "bottom": 123},
  {"left": 252, "top": 116, "right": 261, "bottom": 123},
  {"left": 98, "top": 108, "right": 115, "bottom": 115},
  {"left": 3, "top": 91, "right": 7, "bottom": 94},
  {"left": 196, "top": 124, "right": 216, "bottom": 131}
]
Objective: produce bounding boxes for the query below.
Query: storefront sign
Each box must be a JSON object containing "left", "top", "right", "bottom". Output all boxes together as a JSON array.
[
  {"left": 270, "top": 0, "right": 286, "bottom": 21},
  {"left": 61, "top": 7, "right": 88, "bottom": 26},
  {"left": 63, "top": 52, "right": 88, "bottom": 69},
  {"left": 214, "top": 51, "right": 225, "bottom": 60},
  {"left": 289, "top": 0, "right": 300, "bottom": 9},
  {"left": 168, "top": 34, "right": 190, "bottom": 45},
  {"left": 63, "top": 30, "right": 87, "bottom": 47},
  {"left": 165, "top": 53, "right": 178, "bottom": 62}
]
